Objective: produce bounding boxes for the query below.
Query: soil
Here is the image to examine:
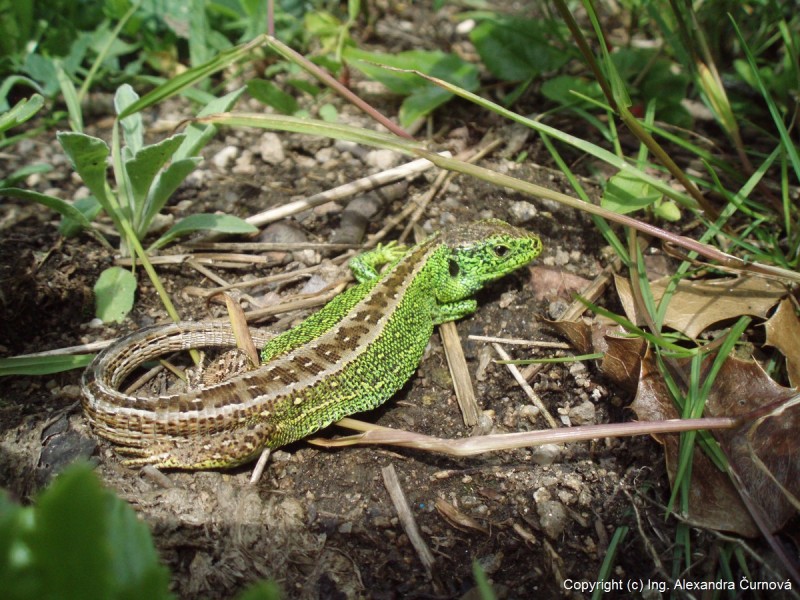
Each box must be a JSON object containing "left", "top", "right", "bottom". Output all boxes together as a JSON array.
[{"left": 0, "top": 4, "right": 790, "bottom": 600}]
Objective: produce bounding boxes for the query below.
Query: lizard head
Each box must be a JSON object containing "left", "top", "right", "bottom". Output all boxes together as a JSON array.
[{"left": 434, "top": 219, "right": 542, "bottom": 303}]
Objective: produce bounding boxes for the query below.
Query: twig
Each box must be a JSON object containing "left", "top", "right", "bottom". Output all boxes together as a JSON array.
[
  {"left": 440, "top": 323, "right": 479, "bottom": 427},
  {"left": 469, "top": 335, "right": 570, "bottom": 349},
  {"left": 492, "top": 343, "right": 559, "bottom": 429},
  {"left": 243, "top": 153, "right": 450, "bottom": 230},
  {"left": 381, "top": 464, "right": 435, "bottom": 577}
]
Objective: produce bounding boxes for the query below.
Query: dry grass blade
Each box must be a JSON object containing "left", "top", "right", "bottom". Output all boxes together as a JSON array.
[
  {"left": 222, "top": 293, "right": 259, "bottom": 368},
  {"left": 492, "top": 343, "right": 558, "bottom": 429},
  {"left": 309, "top": 416, "right": 737, "bottom": 456},
  {"left": 381, "top": 465, "right": 435, "bottom": 577},
  {"left": 441, "top": 322, "right": 479, "bottom": 426},
  {"left": 435, "top": 498, "right": 489, "bottom": 535}
]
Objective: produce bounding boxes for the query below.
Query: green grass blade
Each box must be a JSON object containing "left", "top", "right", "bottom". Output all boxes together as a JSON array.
[
  {"left": 0, "top": 354, "right": 93, "bottom": 376},
  {"left": 592, "top": 526, "right": 628, "bottom": 600},
  {"left": 117, "top": 35, "right": 268, "bottom": 119},
  {"left": 195, "top": 113, "right": 424, "bottom": 155},
  {"left": 404, "top": 69, "right": 699, "bottom": 210},
  {"left": 730, "top": 17, "right": 800, "bottom": 182}
]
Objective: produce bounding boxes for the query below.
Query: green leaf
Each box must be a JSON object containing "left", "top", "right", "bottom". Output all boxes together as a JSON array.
[
  {"left": 105, "top": 494, "right": 172, "bottom": 599},
  {"left": 0, "top": 464, "right": 173, "bottom": 600},
  {"left": 57, "top": 132, "right": 113, "bottom": 211},
  {"left": 247, "top": 79, "right": 299, "bottom": 114},
  {"left": 59, "top": 196, "right": 103, "bottom": 237},
  {"left": 55, "top": 61, "right": 83, "bottom": 133},
  {"left": 141, "top": 157, "right": 202, "bottom": 230},
  {"left": 318, "top": 103, "right": 338, "bottom": 122},
  {"left": 653, "top": 198, "right": 681, "bottom": 222},
  {"left": 470, "top": 17, "right": 570, "bottom": 81},
  {"left": 0, "top": 187, "right": 94, "bottom": 231},
  {"left": 0, "top": 76, "right": 43, "bottom": 113},
  {"left": 344, "top": 48, "right": 479, "bottom": 127},
  {"left": 29, "top": 465, "right": 112, "bottom": 600},
  {"left": 94, "top": 266, "right": 137, "bottom": 323},
  {"left": 0, "top": 94, "right": 44, "bottom": 134},
  {"left": 0, "top": 354, "right": 93, "bottom": 376},
  {"left": 236, "top": 581, "right": 283, "bottom": 600},
  {"left": 0, "top": 163, "right": 52, "bottom": 188},
  {"left": 540, "top": 75, "right": 603, "bottom": 107},
  {"left": 124, "top": 134, "right": 187, "bottom": 228},
  {"left": 601, "top": 171, "right": 663, "bottom": 215},
  {"left": 149, "top": 213, "right": 258, "bottom": 250},
  {"left": 114, "top": 84, "right": 143, "bottom": 155}
]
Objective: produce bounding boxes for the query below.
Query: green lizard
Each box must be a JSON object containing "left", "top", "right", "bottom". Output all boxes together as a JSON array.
[{"left": 82, "top": 219, "right": 542, "bottom": 469}]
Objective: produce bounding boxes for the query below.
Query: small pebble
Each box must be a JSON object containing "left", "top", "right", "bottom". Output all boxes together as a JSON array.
[
  {"left": 508, "top": 200, "right": 539, "bottom": 223},
  {"left": 530, "top": 444, "right": 562, "bottom": 465},
  {"left": 537, "top": 500, "right": 568, "bottom": 539},
  {"left": 259, "top": 222, "right": 308, "bottom": 244},
  {"left": 212, "top": 146, "right": 239, "bottom": 169},
  {"left": 259, "top": 132, "right": 285, "bottom": 165},
  {"left": 364, "top": 149, "right": 399, "bottom": 170},
  {"left": 568, "top": 400, "right": 596, "bottom": 425}
]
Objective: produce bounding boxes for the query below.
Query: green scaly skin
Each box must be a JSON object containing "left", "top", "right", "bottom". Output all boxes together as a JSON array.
[{"left": 82, "top": 219, "right": 542, "bottom": 469}]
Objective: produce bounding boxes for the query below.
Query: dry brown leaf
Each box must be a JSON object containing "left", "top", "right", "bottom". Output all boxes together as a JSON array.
[
  {"left": 764, "top": 298, "right": 800, "bottom": 388},
  {"left": 546, "top": 317, "right": 645, "bottom": 390},
  {"left": 528, "top": 265, "right": 592, "bottom": 302},
  {"left": 616, "top": 274, "right": 786, "bottom": 338},
  {"left": 545, "top": 319, "right": 593, "bottom": 355},
  {"left": 435, "top": 498, "right": 489, "bottom": 535},
  {"left": 631, "top": 350, "right": 798, "bottom": 536},
  {"left": 600, "top": 334, "right": 646, "bottom": 391}
]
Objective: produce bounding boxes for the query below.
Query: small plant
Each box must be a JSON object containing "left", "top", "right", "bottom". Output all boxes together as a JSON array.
[
  {"left": 0, "top": 463, "right": 282, "bottom": 600},
  {"left": 0, "top": 463, "right": 173, "bottom": 600},
  {"left": 3, "top": 84, "right": 256, "bottom": 325}
]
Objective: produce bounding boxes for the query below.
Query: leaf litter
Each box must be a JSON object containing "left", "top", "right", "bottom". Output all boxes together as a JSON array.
[{"left": 548, "top": 272, "right": 800, "bottom": 538}]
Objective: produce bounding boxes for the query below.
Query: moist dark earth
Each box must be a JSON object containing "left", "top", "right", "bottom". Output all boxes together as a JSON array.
[{"left": 0, "top": 5, "right": 793, "bottom": 600}]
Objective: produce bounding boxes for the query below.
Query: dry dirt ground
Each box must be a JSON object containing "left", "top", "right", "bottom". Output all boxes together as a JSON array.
[{"left": 0, "top": 5, "right": 791, "bottom": 600}]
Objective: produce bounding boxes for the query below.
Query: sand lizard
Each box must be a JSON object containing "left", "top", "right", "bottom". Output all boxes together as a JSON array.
[{"left": 81, "top": 219, "right": 542, "bottom": 469}]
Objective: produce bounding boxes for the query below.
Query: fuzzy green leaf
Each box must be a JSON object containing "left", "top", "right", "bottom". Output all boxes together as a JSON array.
[
  {"left": 94, "top": 266, "right": 137, "bottom": 323},
  {"left": 149, "top": 213, "right": 257, "bottom": 250},
  {"left": 57, "top": 132, "right": 113, "bottom": 211},
  {"left": 142, "top": 157, "right": 202, "bottom": 230},
  {"left": 0, "top": 93, "right": 44, "bottom": 134},
  {"left": 124, "top": 134, "right": 187, "bottom": 227},
  {"left": 114, "top": 84, "right": 143, "bottom": 155}
]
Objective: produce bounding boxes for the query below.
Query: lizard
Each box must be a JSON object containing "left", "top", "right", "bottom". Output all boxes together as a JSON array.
[{"left": 81, "top": 219, "right": 543, "bottom": 469}]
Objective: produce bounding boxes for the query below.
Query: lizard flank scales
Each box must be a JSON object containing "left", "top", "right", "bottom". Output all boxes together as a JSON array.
[{"left": 82, "top": 219, "right": 542, "bottom": 469}]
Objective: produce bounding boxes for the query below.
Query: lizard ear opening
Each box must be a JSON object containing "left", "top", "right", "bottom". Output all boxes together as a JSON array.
[{"left": 448, "top": 258, "right": 460, "bottom": 277}]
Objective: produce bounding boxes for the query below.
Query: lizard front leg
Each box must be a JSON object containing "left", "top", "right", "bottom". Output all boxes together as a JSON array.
[
  {"left": 348, "top": 241, "right": 408, "bottom": 283},
  {"left": 432, "top": 298, "right": 478, "bottom": 325}
]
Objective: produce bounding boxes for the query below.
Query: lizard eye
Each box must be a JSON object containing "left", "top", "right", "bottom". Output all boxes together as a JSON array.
[
  {"left": 493, "top": 245, "right": 509, "bottom": 257},
  {"left": 448, "top": 259, "right": 460, "bottom": 277}
]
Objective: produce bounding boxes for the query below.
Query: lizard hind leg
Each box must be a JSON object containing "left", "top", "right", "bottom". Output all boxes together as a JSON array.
[{"left": 117, "top": 421, "right": 273, "bottom": 470}]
